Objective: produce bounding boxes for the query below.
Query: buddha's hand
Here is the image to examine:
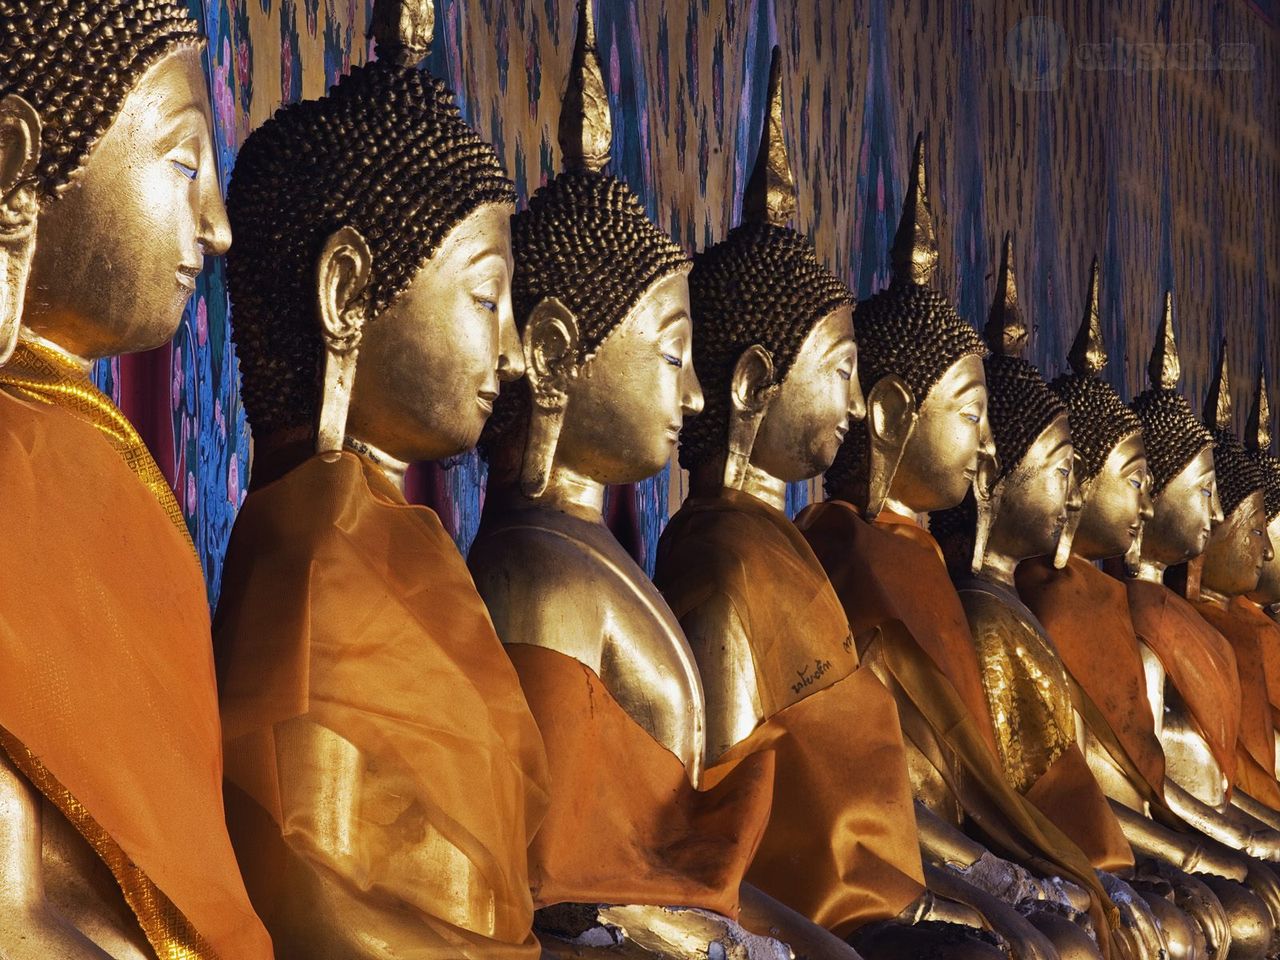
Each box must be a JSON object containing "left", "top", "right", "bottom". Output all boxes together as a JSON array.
[
  {"left": 1132, "top": 861, "right": 1229, "bottom": 960},
  {"left": 1097, "top": 871, "right": 1169, "bottom": 960},
  {"left": 957, "top": 850, "right": 1078, "bottom": 912}
]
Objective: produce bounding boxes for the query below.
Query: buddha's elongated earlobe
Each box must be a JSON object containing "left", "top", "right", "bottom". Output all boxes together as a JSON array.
[
  {"left": 723, "top": 344, "right": 778, "bottom": 491},
  {"left": 314, "top": 225, "right": 372, "bottom": 455},
  {"left": 0, "top": 94, "right": 41, "bottom": 366},
  {"left": 970, "top": 451, "right": 1003, "bottom": 574},
  {"left": 520, "top": 297, "right": 580, "bottom": 498},
  {"left": 1053, "top": 451, "right": 1087, "bottom": 569}
]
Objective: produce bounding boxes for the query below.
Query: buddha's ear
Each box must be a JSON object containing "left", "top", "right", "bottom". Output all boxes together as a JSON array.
[
  {"left": 1052, "top": 450, "right": 1088, "bottom": 569},
  {"left": 864, "top": 373, "right": 918, "bottom": 518},
  {"left": 314, "top": 225, "right": 372, "bottom": 455},
  {"left": 0, "top": 95, "right": 41, "bottom": 366},
  {"left": 0, "top": 95, "right": 40, "bottom": 213},
  {"left": 723, "top": 344, "right": 778, "bottom": 490},
  {"left": 520, "top": 297, "right": 581, "bottom": 498},
  {"left": 523, "top": 296, "right": 581, "bottom": 400}
]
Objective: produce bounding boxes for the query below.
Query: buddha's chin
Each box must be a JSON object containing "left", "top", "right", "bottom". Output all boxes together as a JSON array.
[{"left": 119, "top": 312, "right": 186, "bottom": 355}]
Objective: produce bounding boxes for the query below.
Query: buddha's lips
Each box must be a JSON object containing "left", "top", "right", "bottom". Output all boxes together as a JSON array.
[{"left": 176, "top": 264, "right": 202, "bottom": 291}]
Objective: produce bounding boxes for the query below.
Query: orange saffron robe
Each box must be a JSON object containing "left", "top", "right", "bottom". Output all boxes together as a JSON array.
[
  {"left": 0, "top": 341, "right": 272, "bottom": 960},
  {"left": 1233, "top": 597, "right": 1280, "bottom": 732},
  {"left": 796, "top": 502, "right": 997, "bottom": 753},
  {"left": 1191, "top": 596, "right": 1280, "bottom": 808},
  {"left": 1018, "top": 556, "right": 1167, "bottom": 804},
  {"left": 215, "top": 452, "right": 550, "bottom": 957},
  {"left": 1126, "top": 579, "right": 1241, "bottom": 785},
  {"left": 796, "top": 500, "right": 1123, "bottom": 950},
  {"left": 504, "top": 643, "right": 776, "bottom": 918},
  {"left": 656, "top": 488, "right": 926, "bottom": 937}
]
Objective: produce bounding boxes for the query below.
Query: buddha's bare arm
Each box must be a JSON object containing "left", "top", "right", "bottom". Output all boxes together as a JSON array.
[
  {"left": 1165, "top": 778, "right": 1280, "bottom": 862},
  {"left": 1228, "top": 790, "right": 1280, "bottom": 834},
  {"left": 737, "top": 884, "right": 866, "bottom": 959},
  {"left": 0, "top": 748, "right": 111, "bottom": 959},
  {"left": 678, "top": 594, "right": 765, "bottom": 766},
  {"left": 1109, "top": 798, "right": 1248, "bottom": 880}
]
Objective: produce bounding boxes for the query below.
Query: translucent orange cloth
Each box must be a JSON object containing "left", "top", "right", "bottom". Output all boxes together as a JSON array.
[
  {"left": 795, "top": 501, "right": 999, "bottom": 756},
  {"left": 506, "top": 643, "right": 775, "bottom": 918},
  {"left": 1191, "top": 597, "right": 1280, "bottom": 808},
  {"left": 1021, "top": 745, "right": 1134, "bottom": 873},
  {"left": 1126, "top": 579, "right": 1241, "bottom": 784},
  {"left": 215, "top": 452, "right": 549, "bottom": 957},
  {"left": 0, "top": 385, "right": 271, "bottom": 959},
  {"left": 793, "top": 500, "right": 1121, "bottom": 950},
  {"left": 1018, "top": 556, "right": 1166, "bottom": 804},
  {"left": 1232, "top": 597, "right": 1280, "bottom": 729},
  {"left": 656, "top": 489, "right": 926, "bottom": 936}
]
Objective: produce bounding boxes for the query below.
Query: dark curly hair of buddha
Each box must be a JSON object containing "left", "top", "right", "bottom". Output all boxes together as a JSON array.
[
  {"left": 674, "top": 221, "right": 853, "bottom": 471},
  {"left": 929, "top": 354, "right": 1066, "bottom": 575},
  {"left": 476, "top": 170, "right": 688, "bottom": 458},
  {"left": 0, "top": 0, "right": 200, "bottom": 201},
  {"left": 1130, "top": 388, "right": 1213, "bottom": 499},
  {"left": 1211, "top": 427, "right": 1265, "bottom": 519},
  {"left": 1247, "top": 447, "right": 1280, "bottom": 521},
  {"left": 824, "top": 280, "right": 987, "bottom": 498},
  {"left": 1051, "top": 375, "right": 1141, "bottom": 485},
  {"left": 227, "top": 61, "right": 514, "bottom": 438}
]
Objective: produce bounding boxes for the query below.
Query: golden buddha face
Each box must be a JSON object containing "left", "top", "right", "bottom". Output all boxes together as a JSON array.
[
  {"left": 1248, "top": 513, "right": 1280, "bottom": 605},
  {"left": 1072, "top": 431, "right": 1154, "bottom": 561},
  {"left": 545, "top": 270, "right": 702, "bottom": 485},
  {"left": 877, "top": 353, "right": 993, "bottom": 513},
  {"left": 1140, "top": 445, "right": 1222, "bottom": 568},
  {"left": 1201, "top": 490, "right": 1272, "bottom": 598},
  {"left": 344, "top": 202, "right": 522, "bottom": 463},
  {"left": 21, "top": 46, "right": 229, "bottom": 359},
  {"left": 750, "top": 305, "right": 861, "bottom": 483},
  {"left": 987, "top": 412, "right": 1076, "bottom": 564}
]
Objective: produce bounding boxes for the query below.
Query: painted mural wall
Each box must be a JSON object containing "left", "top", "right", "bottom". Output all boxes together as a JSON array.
[{"left": 101, "top": 0, "right": 1278, "bottom": 600}]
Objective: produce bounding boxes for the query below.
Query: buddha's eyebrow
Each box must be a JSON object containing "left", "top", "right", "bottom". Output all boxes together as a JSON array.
[
  {"left": 823, "top": 336, "right": 855, "bottom": 357},
  {"left": 658, "top": 308, "right": 690, "bottom": 330},
  {"left": 463, "top": 245, "right": 506, "bottom": 267}
]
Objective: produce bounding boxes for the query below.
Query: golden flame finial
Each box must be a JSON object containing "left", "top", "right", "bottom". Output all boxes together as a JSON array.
[
  {"left": 890, "top": 132, "right": 940, "bottom": 286},
  {"left": 984, "top": 232, "right": 1029, "bottom": 357},
  {"left": 558, "top": 0, "right": 611, "bottom": 174},
  {"left": 371, "top": 0, "right": 436, "bottom": 67},
  {"left": 1067, "top": 256, "right": 1107, "bottom": 377},
  {"left": 1205, "top": 338, "right": 1233, "bottom": 431},
  {"left": 741, "top": 46, "right": 796, "bottom": 228},
  {"left": 1148, "top": 290, "right": 1181, "bottom": 389},
  {"left": 1247, "top": 361, "right": 1273, "bottom": 453}
]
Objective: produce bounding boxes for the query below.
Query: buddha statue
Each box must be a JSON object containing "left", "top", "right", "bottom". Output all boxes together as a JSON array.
[
  {"left": 0, "top": 3, "right": 272, "bottom": 957},
  {"left": 928, "top": 239, "right": 1216, "bottom": 960},
  {"left": 468, "top": 20, "right": 842, "bottom": 960},
  {"left": 1241, "top": 370, "right": 1280, "bottom": 779},
  {"left": 653, "top": 104, "right": 1047, "bottom": 958},
  {"left": 1190, "top": 346, "right": 1280, "bottom": 823},
  {"left": 1016, "top": 261, "right": 1273, "bottom": 960},
  {"left": 1124, "top": 295, "right": 1280, "bottom": 866},
  {"left": 211, "top": 3, "right": 553, "bottom": 956},
  {"left": 803, "top": 147, "right": 1132, "bottom": 960}
]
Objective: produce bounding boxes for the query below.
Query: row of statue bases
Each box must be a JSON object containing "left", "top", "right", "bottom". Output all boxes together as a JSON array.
[{"left": 1, "top": 1, "right": 1278, "bottom": 959}]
